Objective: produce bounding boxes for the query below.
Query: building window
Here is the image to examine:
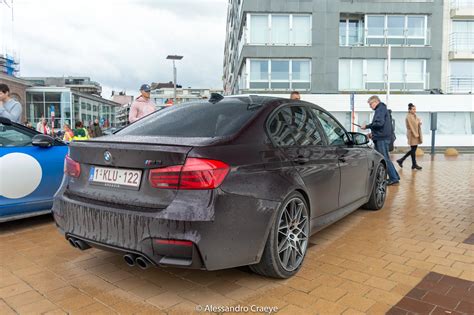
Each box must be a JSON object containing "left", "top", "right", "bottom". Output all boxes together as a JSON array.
[
  {"left": 450, "top": 21, "right": 474, "bottom": 51},
  {"left": 271, "top": 60, "right": 290, "bottom": 89},
  {"left": 272, "top": 15, "right": 290, "bottom": 45},
  {"left": 248, "top": 59, "right": 311, "bottom": 91},
  {"left": 340, "top": 18, "right": 364, "bottom": 46},
  {"left": 339, "top": 59, "right": 427, "bottom": 91},
  {"left": 292, "top": 60, "right": 311, "bottom": 89},
  {"left": 339, "top": 59, "right": 363, "bottom": 90},
  {"left": 250, "top": 60, "right": 269, "bottom": 89},
  {"left": 249, "top": 15, "right": 268, "bottom": 44},
  {"left": 365, "top": 15, "right": 427, "bottom": 46},
  {"left": 248, "top": 14, "right": 311, "bottom": 46},
  {"left": 292, "top": 15, "right": 311, "bottom": 45},
  {"left": 366, "top": 15, "right": 385, "bottom": 45},
  {"left": 449, "top": 61, "right": 474, "bottom": 93}
]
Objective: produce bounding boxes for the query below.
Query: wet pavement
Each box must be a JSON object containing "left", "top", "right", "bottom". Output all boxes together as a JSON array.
[{"left": 1, "top": 154, "right": 473, "bottom": 314}]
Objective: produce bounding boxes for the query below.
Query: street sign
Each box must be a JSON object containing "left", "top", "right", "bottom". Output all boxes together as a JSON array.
[{"left": 50, "top": 105, "right": 55, "bottom": 132}]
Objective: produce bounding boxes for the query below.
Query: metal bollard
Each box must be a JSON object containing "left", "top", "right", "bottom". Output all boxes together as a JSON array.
[{"left": 430, "top": 112, "right": 437, "bottom": 155}]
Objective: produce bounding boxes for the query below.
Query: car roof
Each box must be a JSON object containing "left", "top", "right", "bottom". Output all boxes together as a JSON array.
[{"left": 224, "top": 94, "right": 325, "bottom": 112}]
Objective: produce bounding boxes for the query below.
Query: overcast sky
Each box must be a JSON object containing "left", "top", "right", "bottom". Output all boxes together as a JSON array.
[{"left": 12, "top": 0, "right": 228, "bottom": 99}]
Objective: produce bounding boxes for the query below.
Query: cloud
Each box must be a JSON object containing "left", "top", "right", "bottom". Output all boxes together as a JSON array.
[{"left": 12, "top": 0, "right": 227, "bottom": 98}]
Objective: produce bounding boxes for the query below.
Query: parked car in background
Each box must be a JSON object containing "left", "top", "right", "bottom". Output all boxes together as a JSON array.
[
  {"left": 54, "top": 96, "right": 387, "bottom": 278},
  {"left": 0, "top": 117, "right": 68, "bottom": 222}
]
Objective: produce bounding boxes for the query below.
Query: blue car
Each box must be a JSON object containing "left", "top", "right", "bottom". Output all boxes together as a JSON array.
[{"left": 0, "top": 117, "right": 68, "bottom": 222}]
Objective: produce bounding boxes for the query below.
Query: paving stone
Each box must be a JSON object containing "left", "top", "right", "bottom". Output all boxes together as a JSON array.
[{"left": 1, "top": 156, "right": 473, "bottom": 313}]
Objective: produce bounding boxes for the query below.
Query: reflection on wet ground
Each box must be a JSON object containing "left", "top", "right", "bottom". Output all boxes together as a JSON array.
[{"left": 1, "top": 154, "right": 473, "bottom": 314}]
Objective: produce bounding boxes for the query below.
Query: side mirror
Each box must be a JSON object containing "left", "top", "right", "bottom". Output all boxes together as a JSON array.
[
  {"left": 349, "top": 132, "right": 369, "bottom": 145},
  {"left": 32, "top": 134, "right": 55, "bottom": 148}
]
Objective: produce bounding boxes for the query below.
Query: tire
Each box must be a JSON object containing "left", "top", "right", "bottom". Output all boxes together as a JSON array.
[
  {"left": 362, "top": 163, "right": 387, "bottom": 211},
  {"left": 249, "top": 191, "right": 310, "bottom": 278}
]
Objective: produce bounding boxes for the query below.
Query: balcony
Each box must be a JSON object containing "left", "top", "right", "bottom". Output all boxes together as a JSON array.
[
  {"left": 451, "top": 0, "right": 474, "bottom": 19},
  {"left": 448, "top": 76, "right": 474, "bottom": 93},
  {"left": 449, "top": 32, "right": 474, "bottom": 59}
]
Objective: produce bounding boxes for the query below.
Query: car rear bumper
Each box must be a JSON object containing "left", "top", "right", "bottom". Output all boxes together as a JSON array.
[{"left": 52, "top": 189, "right": 280, "bottom": 270}]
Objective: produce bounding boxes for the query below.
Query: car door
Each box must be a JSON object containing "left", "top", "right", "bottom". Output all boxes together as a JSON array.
[
  {"left": 0, "top": 121, "right": 67, "bottom": 219},
  {"left": 312, "top": 109, "right": 369, "bottom": 208},
  {"left": 266, "top": 104, "right": 341, "bottom": 218}
]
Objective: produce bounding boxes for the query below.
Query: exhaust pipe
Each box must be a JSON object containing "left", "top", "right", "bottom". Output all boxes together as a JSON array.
[
  {"left": 67, "top": 237, "right": 91, "bottom": 251},
  {"left": 123, "top": 254, "right": 137, "bottom": 267},
  {"left": 74, "top": 239, "right": 91, "bottom": 251},
  {"left": 68, "top": 238, "right": 78, "bottom": 248},
  {"left": 135, "top": 256, "right": 150, "bottom": 270}
]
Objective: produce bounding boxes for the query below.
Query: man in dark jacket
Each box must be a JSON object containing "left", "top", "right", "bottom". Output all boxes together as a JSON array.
[
  {"left": 90, "top": 118, "right": 103, "bottom": 138},
  {"left": 362, "top": 95, "right": 400, "bottom": 185}
]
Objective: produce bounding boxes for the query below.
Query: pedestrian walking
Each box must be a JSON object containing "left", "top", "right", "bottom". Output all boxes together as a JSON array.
[
  {"left": 90, "top": 118, "right": 103, "bottom": 138},
  {"left": 72, "top": 121, "right": 90, "bottom": 141},
  {"left": 62, "top": 123, "right": 74, "bottom": 142},
  {"left": 128, "top": 84, "right": 156, "bottom": 123},
  {"left": 0, "top": 83, "right": 22, "bottom": 123},
  {"left": 36, "top": 116, "right": 51, "bottom": 135},
  {"left": 290, "top": 91, "right": 301, "bottom": 100},
  {"left": 397, "top": 103, "right": 423, "bottom": 170},
  {"left": 362, "top": 95, "right": 400, "bottom": 185}
]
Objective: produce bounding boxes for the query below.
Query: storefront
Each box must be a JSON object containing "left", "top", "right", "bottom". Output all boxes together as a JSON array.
[{"left": 25, "top": 87, "right": 119, "bottom": 130}]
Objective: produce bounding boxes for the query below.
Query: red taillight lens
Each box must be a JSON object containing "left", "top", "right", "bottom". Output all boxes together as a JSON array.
[
  {"left": 64, "top": 155, "right": 81, "bottom": 178},
  {"left": 148, "top": 158, "right": 229, "bottom": 190},
  {"left": 148, "top": 165, "right": 183, "bottom": 189},
  {"left": 180, "top": 158, "right": 229, "bottom": 189}
]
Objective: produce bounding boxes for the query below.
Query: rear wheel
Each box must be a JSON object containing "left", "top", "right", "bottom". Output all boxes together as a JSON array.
[
  {"left": 362, "top": 163, "right": 387, "bottom": 210},
  {"left": 250, "top": 192, "right": 309, "bottom": 278}
]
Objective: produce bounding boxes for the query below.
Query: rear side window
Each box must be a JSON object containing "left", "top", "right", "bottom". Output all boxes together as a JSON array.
[
  {"left": 117, "top": 100, "right": 261, "bottom": 138},
  {"left": 312, "top": 109, "right": 349, "bottom": 146},
  {"left": 267, "top": 106, "right": 324, "bottom": 147}
]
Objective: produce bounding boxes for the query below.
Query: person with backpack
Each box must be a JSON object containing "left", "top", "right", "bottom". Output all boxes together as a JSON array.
[
  {"left": 362, "top": 95, "right": 400, "bottom": 185},
  {"left": 396, "top": 103, "right": 423, "bottom": 170}
]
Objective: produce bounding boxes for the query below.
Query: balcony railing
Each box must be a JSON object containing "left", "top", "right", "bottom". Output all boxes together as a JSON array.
[
  {"left": 449, "top": 32, "right": 474, "bottom": 52},
  {"left": 448, "top": 76, "right": 474, "bottom": 93},
  {"left": 451, "top": 0, "right": 474, "bottom": 10},
  {"left": 363, "top": 28, "right": 431, "bottom": 47}
]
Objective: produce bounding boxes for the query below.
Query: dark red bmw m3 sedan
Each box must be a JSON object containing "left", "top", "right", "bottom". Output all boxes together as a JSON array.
[{"left": 53, "top": 95, "right": 387, "bottom": 278}]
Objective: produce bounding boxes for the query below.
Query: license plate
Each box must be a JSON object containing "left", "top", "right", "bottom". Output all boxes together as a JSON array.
[{"left": 89, "top": 167, "right": 142, "bottom": 189}]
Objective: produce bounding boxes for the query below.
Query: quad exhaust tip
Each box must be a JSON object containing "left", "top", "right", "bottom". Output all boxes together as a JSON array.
[
  {"left": 123, "top": 254, "right": 150, "bottom": 269},
  {"left": 67, "top": 237, "right": 91, "bottom": 251},
  {"left": 123, "top": 254, "right": 137, "bottom": 267},
  {"left": 135, "top": 256, "right": 149, "bottom": 269}
]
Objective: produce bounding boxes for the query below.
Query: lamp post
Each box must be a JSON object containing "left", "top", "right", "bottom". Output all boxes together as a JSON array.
[{"left": 166, "top": 55, "right": 183, "bottom": 104}]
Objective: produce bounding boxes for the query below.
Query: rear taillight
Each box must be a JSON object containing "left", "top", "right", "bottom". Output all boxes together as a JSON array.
[
  {"left": 64, "top": 155, "right": 81, "bottom": 178},
  {"left": 148, "top": 158, "right": 229, "bottom": 190}
]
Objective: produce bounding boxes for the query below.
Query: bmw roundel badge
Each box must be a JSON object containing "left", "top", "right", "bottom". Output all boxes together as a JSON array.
[{"left": 104, "top": 151, "right": 112, "bottom": 163}]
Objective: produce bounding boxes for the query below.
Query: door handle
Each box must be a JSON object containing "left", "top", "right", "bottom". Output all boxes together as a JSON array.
[{"left": 293, "top": 156, "right": 309, "bottom": 165}]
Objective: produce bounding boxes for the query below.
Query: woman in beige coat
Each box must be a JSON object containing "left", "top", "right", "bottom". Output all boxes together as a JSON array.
[{"left": 397, "top": 103, "right": 423, "bottom": 170}]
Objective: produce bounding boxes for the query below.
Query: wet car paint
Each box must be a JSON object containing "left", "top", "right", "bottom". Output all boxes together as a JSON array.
[{"left": 53, "top": 96, "right": 384, "bottom": 271}]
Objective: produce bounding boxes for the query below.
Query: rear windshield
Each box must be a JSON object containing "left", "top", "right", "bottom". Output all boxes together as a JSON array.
[{"left": 117, "top": 99, "right": 262, "bottom": 138}]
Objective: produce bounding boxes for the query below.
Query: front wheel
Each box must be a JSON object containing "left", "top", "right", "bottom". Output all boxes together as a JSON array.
[
  {"left": 249, "top": 192, "right": 310, "bottom": 278},
  {"left": 362, "top": 163, "right": 387, "bottom": 210}
]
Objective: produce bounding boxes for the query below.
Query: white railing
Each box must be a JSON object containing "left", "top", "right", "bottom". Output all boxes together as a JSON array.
[
  {"left": 363, "top": 28, "right": 430, "bottom": 47},
  {"left": 448, "top": 76, "right": 474, "bottom": 93},
  {"left": 449, "top": 32, "right": 474, "bottom": 51}
]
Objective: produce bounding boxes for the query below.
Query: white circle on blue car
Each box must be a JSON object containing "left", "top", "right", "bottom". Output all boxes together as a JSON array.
[{"left": 0, "top": 153, "right": 43, "bottom": 199}]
